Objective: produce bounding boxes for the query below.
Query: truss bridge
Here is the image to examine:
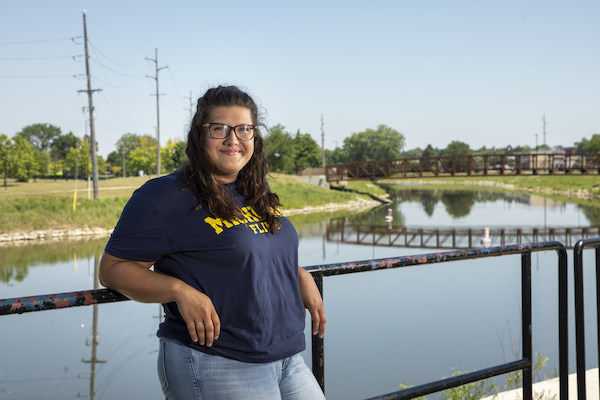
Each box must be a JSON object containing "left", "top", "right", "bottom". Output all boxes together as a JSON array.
[
  {"left": 326, "top": 221, "right": 600, "bottom": 249},
  {"left": 325, "top": 152, "right": 600, "bottom": 182}
]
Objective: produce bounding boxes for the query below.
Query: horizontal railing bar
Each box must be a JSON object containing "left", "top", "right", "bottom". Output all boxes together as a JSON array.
[
  {"left": 304, "top": 241, "right": 564, "bottom": 277},
  {"left": 0, "top": 241, "right": 564, "bottom": 316},
  {"left": 0, "top": 288, "right": 129, "bottom": 316},
  {"left": 366, "top": 359, "right": 531, "bottom": 400}
]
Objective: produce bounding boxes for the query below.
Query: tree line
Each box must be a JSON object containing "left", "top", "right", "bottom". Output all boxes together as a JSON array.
[{"left": 1, "top": 122, "right": 598, "bottom": 183}]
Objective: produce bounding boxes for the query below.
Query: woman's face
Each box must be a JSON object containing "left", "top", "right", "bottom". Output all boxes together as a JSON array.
[{"left": 204, "top": 106, "right": 255, "bottom": 183}]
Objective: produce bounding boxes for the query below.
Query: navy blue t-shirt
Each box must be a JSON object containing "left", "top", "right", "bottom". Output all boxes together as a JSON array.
[{"left": 104, "top": 174, "right": 305, "bottom": 363}]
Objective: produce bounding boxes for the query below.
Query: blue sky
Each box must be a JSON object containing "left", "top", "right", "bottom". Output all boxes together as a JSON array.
[{"left": 1, "top": 1, "right": 599, "bottom": 158}]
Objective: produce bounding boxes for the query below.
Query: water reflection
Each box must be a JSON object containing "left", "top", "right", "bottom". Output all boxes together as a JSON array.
[
  {"left": 0, "top": 238, "right": 106, "bottom": 286},
  {"left": 2, "top": 188, "right": 600, "bottom": 399}
]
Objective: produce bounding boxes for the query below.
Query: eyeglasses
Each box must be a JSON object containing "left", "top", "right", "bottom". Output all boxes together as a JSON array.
[{"left": 202, "top": 123, "right": 256, "bottom": 141}]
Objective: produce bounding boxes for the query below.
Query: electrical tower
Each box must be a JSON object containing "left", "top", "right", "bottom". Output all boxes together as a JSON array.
[
  {"left": 78, "top": 10, "right": 101, "bottom": 199},
  {"left": 146, "top": 48, "right": 168, "bottom": 176}
]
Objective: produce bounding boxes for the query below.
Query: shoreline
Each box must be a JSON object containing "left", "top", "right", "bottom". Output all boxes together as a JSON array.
[
  {"left": 407, "top": 178, "right": 600, "bottom": 200},
  {"left": 0, "top": 197, "right": 382, "bottom": 246}
]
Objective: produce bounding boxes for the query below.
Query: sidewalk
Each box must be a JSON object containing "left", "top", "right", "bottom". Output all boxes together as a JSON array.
[{"left": 482, "top": 368, "right": 598, "bottom": 399}]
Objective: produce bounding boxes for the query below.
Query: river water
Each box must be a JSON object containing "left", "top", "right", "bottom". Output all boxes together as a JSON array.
[{"left": 1, "top": 187, "right": 600, "bottom": 399}]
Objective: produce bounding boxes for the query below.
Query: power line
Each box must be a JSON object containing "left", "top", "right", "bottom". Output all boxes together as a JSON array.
[
  {"left": 0, "top": 74, "right": 76, "bottom": 79},
  {"left": 0, "top": 37, "right": 80, "bottom": 45},
  {"left": 0, "top": 55, "right": 75, "bottom": 61}
]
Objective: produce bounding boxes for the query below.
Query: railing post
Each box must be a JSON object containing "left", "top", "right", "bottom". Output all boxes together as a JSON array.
[
  {"left": 596, "top": 247, "right": 600, "bottom": 395},
  {"left": 522, "top": 252, "right": 533, "bottom": 400},
  {"left": 311, "top": 273, "right": 325, "bottom": 393},
  {"left": 574, "top": 240, "right": 587, "bottom": 399},
  {"left": 557, "top": 246, "right": 569, "bottom": 400}
]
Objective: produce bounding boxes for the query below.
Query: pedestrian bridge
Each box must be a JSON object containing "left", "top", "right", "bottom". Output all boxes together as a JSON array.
[
  {"left": 325, "top": 152, "right": 600, "bottom": 182},
  {"left": 326, "top": 220, "right": 600, "bottom": 249}
]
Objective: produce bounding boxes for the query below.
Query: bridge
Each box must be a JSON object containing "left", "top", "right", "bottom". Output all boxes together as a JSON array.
[
  {"left": 326, "top": 220, "right": 600, "bottom": 249},
  {"left": 325, "top": 152, "right": 600, "bottom": 182}
]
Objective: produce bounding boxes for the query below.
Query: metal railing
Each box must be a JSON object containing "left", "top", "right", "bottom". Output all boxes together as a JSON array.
[
  {"left": 0, "top": 241, "right": 571, "bottom": 399},
  {"left": 305, "top": 241, "right": 568, "bottom": 400},
  {"left": 573, "top": 237, "right": 600, "bottom": 400},
  {"left": 325, "top": 152, "right": 600, "bottom": 182}
]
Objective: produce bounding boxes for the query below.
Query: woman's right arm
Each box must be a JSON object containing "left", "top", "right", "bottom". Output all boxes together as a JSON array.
[{"left": 99, "top": 252, "right": 220, "bottom": 346}]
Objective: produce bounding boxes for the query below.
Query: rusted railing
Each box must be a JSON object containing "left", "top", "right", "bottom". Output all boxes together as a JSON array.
[
  {"left": 0, "top": 241, "right": 572, "bottom": 399},
  {"left": 326, "top": 152, "right": 600, "bottom": 182},
  {"left": 573, "top": 237, "right": 600, "bottom": 400}
]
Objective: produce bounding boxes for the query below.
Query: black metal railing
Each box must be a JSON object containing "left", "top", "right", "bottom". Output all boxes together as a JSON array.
[
  {"left": 0, "top": 241, "right": 572, "bottom": 399},
  {"left": 304, "top": 241, "right": 568, "bottom": 400},
  {"left": 573, "top": 237, "right": 600, "bottom": 400}
]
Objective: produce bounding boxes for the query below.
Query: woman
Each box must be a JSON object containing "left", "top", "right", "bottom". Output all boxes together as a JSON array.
[{"left": 99, "top": 85, "right": 326, "bottom": 399}]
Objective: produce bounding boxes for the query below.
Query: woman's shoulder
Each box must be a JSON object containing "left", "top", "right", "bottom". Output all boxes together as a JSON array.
[
  {"left": 134, "top": 173, "right": 193, "bottom": 205},
  {"left": 137, "top": 173, "right": 181, "bottom": 193}
]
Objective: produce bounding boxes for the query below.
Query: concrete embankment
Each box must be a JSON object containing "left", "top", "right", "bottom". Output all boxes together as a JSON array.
[{"left": 482, "top": 368, "right": 598, "bottom": 400}]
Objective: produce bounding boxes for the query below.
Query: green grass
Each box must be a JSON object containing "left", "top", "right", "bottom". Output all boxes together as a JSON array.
[
  {"left": 0, "top": 174, "right": 362, "bottom": 234},
  {"left": 388, "top": 175, "right": 600, "bottom": 196}
]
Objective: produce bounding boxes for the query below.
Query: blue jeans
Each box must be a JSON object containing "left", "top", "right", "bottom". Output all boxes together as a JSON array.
[{"left": 157, "top": 338, "right": 326, "bottom": 400}]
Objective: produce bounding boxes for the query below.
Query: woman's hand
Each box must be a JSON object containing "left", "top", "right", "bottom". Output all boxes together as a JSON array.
[
  {"left": 99, "top": 252, "right": 220, "bottom": 346},
  {"left": 298, "top": 267, "right": 326, "bottom": 338},
  {"left": 175, "top": 287, "right": 221, "bottom": 347}
]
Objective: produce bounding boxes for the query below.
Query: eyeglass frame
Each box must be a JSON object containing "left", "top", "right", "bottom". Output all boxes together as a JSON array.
[{"left": 201, "top": 123, "right": 257, "bottom": 141}]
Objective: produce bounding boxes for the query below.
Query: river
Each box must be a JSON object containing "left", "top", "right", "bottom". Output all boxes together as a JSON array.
[{"left": 1, "top": 187, "right": 599, "bottom": 399}]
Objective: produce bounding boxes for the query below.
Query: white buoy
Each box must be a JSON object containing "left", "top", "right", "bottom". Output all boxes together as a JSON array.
[
  {"left": 384, "top": 208, "right": 393, "bottom": 221},
  {"left": 481, "top": 227, "right": 492, "bottom": 247}
]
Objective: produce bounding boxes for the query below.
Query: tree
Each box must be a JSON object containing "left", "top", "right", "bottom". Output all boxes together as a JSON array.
[
  {"left": 293, "top": 132, "right": 321, "bottom": 172},
  {"left": 342, "top": 124, "right": 405, "bottom": 162},
  {"left": 422, "top": 144, "right": 439, "bottom": 158},
  {"left": 575, "top": 134, "right": 600, "bottom": 154},
  {"left": 264, "top": 125, "right": 296, "bottom": 173},
  {"left": 128, "top": 136, "right": 158, "bottom": 175},
  {"left": 65, "top": 138, "right": 90, "bottom": 178},
  {"left": 15, "top": 123, "right": 62, "bottom": 152},
  {"left": 442, "top": 141, "right": 472, "bottom": 172},
  {"left": 8, "top": 136, "right": 37, "bottom": 182},
  {"left": 161, "top": 139, "right": 187, "bottom": 172},
  {"left": 50, "top": 131, "right": 79, "bottom": 161},
  {"left": 0, "top": 134, "right": 10, "bottom": 187},
  {"left": 325, "top": 147, "right": 345, "bottom": 164},
  {"left": 116, "top": 133, "right": 145, "bottom": 177}
]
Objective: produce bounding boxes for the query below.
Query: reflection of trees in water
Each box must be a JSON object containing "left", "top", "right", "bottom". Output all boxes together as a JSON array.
[
  {"left": 0, "top": 238, "right": 107, "bottom": 284},
  {"left": 419, "top": 191, "right": 437, "bottom": 216},
  {"left": 578, "top": 204, "right": 600, "bottom": 226},
  {"left": 440, "top": 191, "right": 477, "bottom": 218},
  {"left": 386, "top": 187, "right": 525, "bottom": 218}
]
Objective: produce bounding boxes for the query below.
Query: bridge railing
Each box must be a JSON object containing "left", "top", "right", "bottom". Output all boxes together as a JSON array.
[
  {"left": 573, "top": 237, "right": 600, "bottom": 400},
  {"left": 1, "top": 241, "right": 574, "bottom": 400},
  {"left": 326, "top": 152, "right": 600, "bottom": 181}
]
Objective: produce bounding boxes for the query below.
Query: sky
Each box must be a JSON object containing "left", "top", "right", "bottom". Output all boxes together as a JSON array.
[{"left": 1, "top": 1, "right": 599, "bottom": 158}]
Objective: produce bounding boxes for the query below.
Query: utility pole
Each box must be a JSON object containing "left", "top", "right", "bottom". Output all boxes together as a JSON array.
[
  {"left": 146, "top": 48, "right": 168, "bottom": 176},
  {"left": 78, "top": 10, "right": 101, "bottom": 199},
  {"left": 320, "top": 114, "right": 325, "bottom": 168},
  {"left": 185, "top": 90, "right": 194, "bottom": 121},
  {"left": 542, "top": 114, "right": 547, "bottom": 148}
]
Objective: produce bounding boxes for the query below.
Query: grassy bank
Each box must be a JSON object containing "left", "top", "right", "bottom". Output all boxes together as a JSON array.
[
  {"left": 0, "top": 174, "right": 361, "bottom": 234},
  {"left": 385, "top": 175, "right": 600, "bottom": 197}
]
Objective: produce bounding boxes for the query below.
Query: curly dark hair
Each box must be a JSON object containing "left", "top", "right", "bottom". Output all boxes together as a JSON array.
[{"left": 178, "top": 85, "right": 282, "bottom": 233}]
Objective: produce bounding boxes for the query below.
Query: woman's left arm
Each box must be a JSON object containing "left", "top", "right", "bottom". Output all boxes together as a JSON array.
[{"left": 298, "top": 267, "right": 326, "bottom": 338}]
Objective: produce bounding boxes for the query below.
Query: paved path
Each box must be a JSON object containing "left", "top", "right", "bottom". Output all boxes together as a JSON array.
[{"left": 482, "top": 368, "right": 598, "bottom": 399}]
